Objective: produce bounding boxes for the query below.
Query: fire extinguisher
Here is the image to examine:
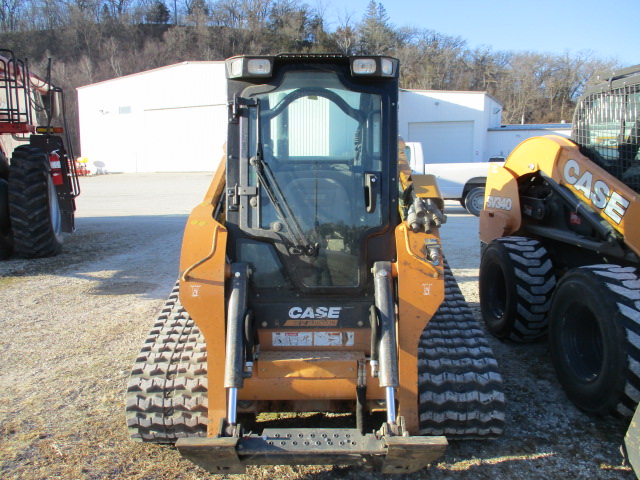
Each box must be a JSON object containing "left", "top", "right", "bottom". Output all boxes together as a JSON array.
[{"left": 49, "top": 150, "right": 64, "bottom": 186}]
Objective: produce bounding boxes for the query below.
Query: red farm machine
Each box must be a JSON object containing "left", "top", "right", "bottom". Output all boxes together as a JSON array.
[{"left": 0, "top": 48, "right": 79, "bottom": 259}]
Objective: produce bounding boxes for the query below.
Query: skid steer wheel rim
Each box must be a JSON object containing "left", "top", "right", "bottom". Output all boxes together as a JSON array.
[
  {"left": 547, "top": 267, "right": 632, "bottom": 415},
  {"left": 485, "top": 262, "right": 507, "bottom": 320},
  {"left": 561, "top": 303, "right": 604, "bottom": 383}
]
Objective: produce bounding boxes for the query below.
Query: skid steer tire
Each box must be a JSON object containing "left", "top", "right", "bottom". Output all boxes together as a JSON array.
[
  {"left": 126, "top": 283, "right": 208, "bottom": 443},
  {"left": 419, "top": 262, "right": 506, "bottom": 439},
  {"left": 479, "top": 237, "right": 556, "bottom": 342},
  {"left": 8, "top": 146, "right": 62, "bottom": 258},
  {"left": 548, "top": 265, "right": 640, "bottom": 417}
]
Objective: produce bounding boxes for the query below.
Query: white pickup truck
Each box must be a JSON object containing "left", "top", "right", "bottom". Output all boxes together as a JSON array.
[{"left": 404, "top": 141, "right": 503, "bottom": 216}]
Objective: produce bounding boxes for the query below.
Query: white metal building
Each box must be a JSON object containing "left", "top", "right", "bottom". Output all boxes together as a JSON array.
[
  {"left": 487, "top": 124, "right": 572, "bottom": 159},
  {"left": 399, "top": 89, "right": 504, "bottom": 164},
  {"left": 77, "top": 63, "right": 568, "bottom": 173},
  {"left": 77, "top": 61, "right": 228, "bottom": 173}
]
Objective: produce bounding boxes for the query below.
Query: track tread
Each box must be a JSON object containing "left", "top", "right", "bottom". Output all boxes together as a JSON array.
[
  {"left": 125, "top": 283, "right": 208, "bottom": 443},
  {"left": 418, "top": 262, "right": 506, "bottom": 439}
]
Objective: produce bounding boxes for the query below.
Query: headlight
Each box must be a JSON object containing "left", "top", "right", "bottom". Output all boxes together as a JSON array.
[
  {"left": 226, "top": 56, "right": 274, "bottom": 79},
  {"left": 381, "top": 58, "right": 394, "bottom": 76},
  {"left": 352, "top": 59, "right": 377, "bottom": 75},
  {"left": 350, "top": 57, "right": 398, "bottom": 78}
]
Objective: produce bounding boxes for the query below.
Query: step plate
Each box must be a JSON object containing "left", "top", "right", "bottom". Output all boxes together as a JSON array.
[{"left": 177, "top": 428, "right": 447, "bottom": 474}]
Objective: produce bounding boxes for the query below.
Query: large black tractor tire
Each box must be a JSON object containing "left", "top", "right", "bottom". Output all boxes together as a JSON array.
[
  {"left": 479, "top": 237, "right": 556, "bottom": 342},
  {"left": 0, "top": 149, "right": 9, "bottom": 180},
  {"left": 419, "top": 262, "right": 506, "bottom": 439},
  {"left": 548, "top": 265, "right": 640, "bottom": 417},
  {"left": 0, "top": 178, "right": 13, "bottom": 259},
  {"left": 8, "top": 145, "right": 63, "bottom": 258}
]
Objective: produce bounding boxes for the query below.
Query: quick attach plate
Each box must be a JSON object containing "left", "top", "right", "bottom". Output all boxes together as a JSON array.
[{"left": 176, "top": 427, "right": 447, "bottom": 474}]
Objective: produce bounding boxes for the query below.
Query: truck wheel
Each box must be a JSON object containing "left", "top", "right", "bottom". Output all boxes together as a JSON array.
[
  {"left": 463, "top": 186, "right": 484, "bottom": 216},
  {"left": 479, "top": 237, "right": 556, "bottom": 342},
  {"left": 8, "top": 145, "right": 62, "bottom": 258},
  {"left": 548, "top": 265, "right": 640, "bottom": 417}
]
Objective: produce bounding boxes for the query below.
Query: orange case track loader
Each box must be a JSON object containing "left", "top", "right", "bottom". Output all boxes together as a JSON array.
[
  {"left": 479, "top": 65, "right": 640, "bottom": 418},
  {"left": 126, "top": 54, "right": 505, "bottom": 474}
]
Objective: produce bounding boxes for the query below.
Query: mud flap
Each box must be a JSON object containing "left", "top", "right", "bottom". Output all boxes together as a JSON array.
[{"left": 176, "top": 428, "right": 447, "bottom": 474}]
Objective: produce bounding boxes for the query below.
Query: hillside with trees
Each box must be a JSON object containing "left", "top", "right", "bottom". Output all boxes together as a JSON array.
[{"left": 0, "top": 0, "right": 619, "bottom": 152}]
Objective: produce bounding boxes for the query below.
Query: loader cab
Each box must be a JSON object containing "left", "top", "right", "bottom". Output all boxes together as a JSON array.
[
  {"left": 224, "top": 54, "right": 400, "bottom": 296},
  {"left": 572, "top": 65, "right": 640, "bottom": 191}
]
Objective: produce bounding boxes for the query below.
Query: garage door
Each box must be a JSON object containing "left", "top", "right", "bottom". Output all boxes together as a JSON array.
[{"left": 408, "top": 121, "right": 474, "bottom": 164}]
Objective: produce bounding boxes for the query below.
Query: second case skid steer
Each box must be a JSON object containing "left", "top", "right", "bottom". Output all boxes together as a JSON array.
[{"left": 126, "top": 54, "right": 505, "bottom": 474}]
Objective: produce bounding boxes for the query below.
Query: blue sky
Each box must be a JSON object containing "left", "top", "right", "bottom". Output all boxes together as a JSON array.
[{"left": 326, "top": 0, "right": 637, "bottom": 66}]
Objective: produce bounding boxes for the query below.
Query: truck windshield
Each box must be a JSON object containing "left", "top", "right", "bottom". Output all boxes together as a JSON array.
[
  {"left": 573, "top": 85, "right": 640, "bottom": 192},
  {"left": 242, "top": 71, "right": 383, "bottom": 288}
]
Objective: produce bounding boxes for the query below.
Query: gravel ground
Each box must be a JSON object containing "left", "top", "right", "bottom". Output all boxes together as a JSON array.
[{"left": 0, "top": 172, "right": 635, "bottom": 479}]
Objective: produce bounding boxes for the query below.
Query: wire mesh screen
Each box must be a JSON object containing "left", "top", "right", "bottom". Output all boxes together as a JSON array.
[{"left": 572, "top": 81, "right": 640, "bottom": 192}]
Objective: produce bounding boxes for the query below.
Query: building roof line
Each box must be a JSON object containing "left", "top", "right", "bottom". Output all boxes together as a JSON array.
[{"left": 77, "top": 61, "right": 225, "bottom": 90}]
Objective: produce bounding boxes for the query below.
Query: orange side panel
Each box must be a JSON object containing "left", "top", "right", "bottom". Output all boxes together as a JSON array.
[
  {"left": 179, "top": 160, "right": 228, "bottom": 437},
  {"left": 480, "top": 163, "right": 521, "bottom": 243},
  {"left": 394, "top": 223, "right": 445, "bottom": 434},
  {"left": 484, "top": 135, "right": 640, "bottom": 255}
]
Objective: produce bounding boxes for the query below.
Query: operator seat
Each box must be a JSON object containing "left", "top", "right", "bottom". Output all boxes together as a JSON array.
[{"left": 282, "top": 177, "right": 352, "bottom": 231}]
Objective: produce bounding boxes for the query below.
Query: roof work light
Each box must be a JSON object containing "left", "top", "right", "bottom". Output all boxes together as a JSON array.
[
  {"left": 225, "top": 54, "right": 399, "bottom": 80},
  {"left": 350, "top": 57, "right": 398, "bottom": 78},
  {"left": 226, "top": 56, "right": 274, "bottom": 79}
]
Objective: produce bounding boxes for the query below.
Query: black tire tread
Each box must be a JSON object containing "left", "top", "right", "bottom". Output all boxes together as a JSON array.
[
  {"left": 125, "top": 283, "right": 208, "bottom": 443},
  {"left": 418, "top": 262, "right": 506, "bottom": 439},
  {"left": 8, "top": 145, "right": 62, "bottom": 258},
  {"left": 487, "top": 236, "right": 556, "bottom": 342},
  {"left": 581, "top": 264, "right": 640, "bottom": 417},
  {"left": 0, "top": 177, "right": 12, "bottom": 259}
]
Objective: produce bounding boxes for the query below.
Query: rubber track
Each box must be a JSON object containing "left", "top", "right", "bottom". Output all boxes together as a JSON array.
[
  {"left": 583, "top": 265, "right": 640, "bottom": 417},
  {"left": 8, "top": 145, "right": 62, "bottom": 258},
  {"left": 419, "top": 262, "right": 506, "bottom": 439},
  {"left": 497, "top": 236, "right": 556, "bottom": 342},
  {"left": 125, "top": 283, "right": 208, "bottom": 443}
]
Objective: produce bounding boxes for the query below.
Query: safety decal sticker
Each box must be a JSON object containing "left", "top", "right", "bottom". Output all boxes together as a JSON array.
[
  {"left": 272, "top": 332, "right": 354, "bottom": 347},
  {"left": 272, "top": 332, "right": 313, "bottom": 346}
]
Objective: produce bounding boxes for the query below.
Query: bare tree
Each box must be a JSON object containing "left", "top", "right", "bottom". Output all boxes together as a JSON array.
[{"left": 0, "top": 0, "right": 25, "bottom": 32}]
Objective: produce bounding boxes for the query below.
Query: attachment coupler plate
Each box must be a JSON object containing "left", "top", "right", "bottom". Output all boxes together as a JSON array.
[{"left": 177, "top": 427, "right": 447, "bottom": 474}]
